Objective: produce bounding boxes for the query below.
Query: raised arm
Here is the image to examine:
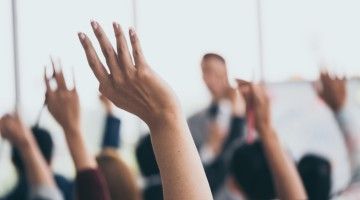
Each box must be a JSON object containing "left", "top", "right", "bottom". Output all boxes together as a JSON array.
[
  {"left": 240, "top": 82, "right": 307, "bottom": 199},
  {"left": 44, "top": 60, "right": 110, "bottom": 200},
  {"left": 0, "top": 114, "right": 62, "bottom": 200},
  {"left": 78, "top": 21, "right": 213, "bottom": 200}
]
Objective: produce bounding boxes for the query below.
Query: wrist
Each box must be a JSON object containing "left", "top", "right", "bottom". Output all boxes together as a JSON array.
[{"left": 147, "top": 109, "right": 184, "bottom": 133}]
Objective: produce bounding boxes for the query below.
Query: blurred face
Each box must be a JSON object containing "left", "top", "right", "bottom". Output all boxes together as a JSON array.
[{"left": 201, "top": 58, "right": 229, "bottom": 100}]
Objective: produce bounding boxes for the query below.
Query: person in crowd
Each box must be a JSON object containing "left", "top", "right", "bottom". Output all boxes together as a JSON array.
[
  {"left": 78, "top": 20, "right": 213, "bottom": 199},
  {"left": 314, "top": 71, "right": 360, "bottom": 198},
  {"left": 136, "top": 135, "right": 163, "bottom": 200},
  {"left": 298, "top": 154, "right": 332, "bottom": 200},
  {"left": 96, "top": 95, "right": 141, "bottom": 200},
  {"left": 7, "top": 126, "right": 73, "bottom": 200},
  {"left": 230, "top": 82, "right": 307, "bottom": 199},
  {"left": 0, "top": 114, "right": 63, "bottom": 200},
  {"left": 44, "top": 61, "right": 111, "bottom": 200}
]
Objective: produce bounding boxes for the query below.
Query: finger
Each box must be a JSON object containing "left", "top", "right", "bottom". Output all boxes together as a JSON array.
[
  {"left": 91, "top": 20, "right": 122, "bottom": 77},
  {"left": 44, "top": 67, "right": 52, "bottom": 92},
  {"left": 129, "top": 27, "right": 146, "bottom": 66},
  {"left": 113, "top": 22, "right": 134, "bottom": 71},
  {"left": 51, "top": 58, "right": 67, "bottom": 90},
  {"left": 78, "top": 32, "right": 109, "bottom": 82}
]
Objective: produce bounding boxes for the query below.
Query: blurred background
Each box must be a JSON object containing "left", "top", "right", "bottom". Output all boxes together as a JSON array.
[{"left": 1, "top": 0, "right": 360, "bottom": 197}]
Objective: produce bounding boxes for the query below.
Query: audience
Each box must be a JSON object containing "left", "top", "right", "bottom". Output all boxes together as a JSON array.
[{"left": 0, "top": 16, "right": 359, "bottom": 200}]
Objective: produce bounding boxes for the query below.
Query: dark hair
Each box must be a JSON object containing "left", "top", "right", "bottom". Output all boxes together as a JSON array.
[
  {"left": 136, "top": 134, "right": 160, "bottom": 177},
  {"left": 298, "top": 154, "right": 331, "bottom": 200},
  {"left": 230, "top": 140, "right": 276, "bottom": 199},
  {"left": 136, "top": 134, "right": 163, "bottom": 200},
  {"left": 202, "top": 53, "right": 226, "bottom": 64},
  {"left": 12, "top": 126, "right": 54, "bottom": 172}
]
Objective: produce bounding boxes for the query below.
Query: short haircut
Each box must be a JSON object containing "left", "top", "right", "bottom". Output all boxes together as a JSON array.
[
  {"left": 12, "top": 126, "right": 54, "bottom": 172},
  {"left": 298, "top": 154, "right": 331, "bottom": 200},
  {"left": 230, "top": 140, "right": 276, "bottom": 199},
  {"left": 202, "top": 53, "right": 226, "bottom": 64},
  {"left": 97, "top": 149, "right": 140, "bottom": 200},
  {"left": 136, "top": 134, "right": 160, "bottom": 177}
]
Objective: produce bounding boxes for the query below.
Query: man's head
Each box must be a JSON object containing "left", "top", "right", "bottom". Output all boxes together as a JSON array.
[
  {"left": 298, "top": 154, "right": 331, "bottom": 200},
  {"left": 201, "top": 53, "right": 229, "bottom": 101},
  {"left": 12, "top": 126, "right": 54, "bottom": 173},
  {"left": 230, "top": 141, "right": 276, "bottom": 199}
]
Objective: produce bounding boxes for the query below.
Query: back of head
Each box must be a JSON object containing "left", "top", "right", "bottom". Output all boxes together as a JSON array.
[
  {"left": 97, "top": 149, "right": 140, "bottom": 200},
  {"left": 230, "top": 140, "right": 276, "bottom": 199},
  {"left": 298, "top": 154, "right": 331, "bottom": 200},
  {"left": 136, "top": 134, "right": 160, "bottom": 177},
  {"left": 12, "top": 126, "right": 54, "bottom": 173}
]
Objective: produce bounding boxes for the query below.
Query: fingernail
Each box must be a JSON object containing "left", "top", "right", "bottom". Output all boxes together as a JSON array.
[
  {"left": 129, "top": 27, "right": 136, "bottom": 36},
  {"left": 78, "top": 32, "right": 85, "bottom": 41},
  {"left": 113, "top": 22, "right": 119, "bottom": 29},
  {"left": 91, "top": 20, "right": 99, "bottom": 30}
]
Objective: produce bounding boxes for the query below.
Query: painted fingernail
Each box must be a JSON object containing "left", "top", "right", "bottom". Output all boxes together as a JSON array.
[
  {"left": 78, "top": 32, "right": 85, "bottom": 41},
  {"left": 91, "top": 20, "right": 98, "bottom": 30}
]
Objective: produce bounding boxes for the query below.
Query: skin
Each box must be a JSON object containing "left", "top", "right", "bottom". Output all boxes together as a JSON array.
[
  {"left": 78, "top": 21, "right": 213, "bottom": 200},
  {"left": 0, "top": 114, "right": 56, "bottom": 189},
  {"left": 315, "top": 71, "right": 346, "bottom": 113},
  {"left": 201, "top": 58, "right": 230, "bottom": 101},
  {"left": 238, "top": 81, "right": 307, "bottom": 200},
  {"left": 45, "top": 60, "right": 97, "bottom": 171}
]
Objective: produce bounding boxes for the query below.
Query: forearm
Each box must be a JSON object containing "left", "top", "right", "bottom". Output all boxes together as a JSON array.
[
  {"left": 149, "top": 113, "right": 213, "bottom": 200},
  {"left": 63, "top": 127, "right": 97, "bottom": 171},
  {"left": 260, "top": 127, "right": 307, "bottom": 199},
  {"left": 19, "top": 135, "right": 56, "bottom": 188}
]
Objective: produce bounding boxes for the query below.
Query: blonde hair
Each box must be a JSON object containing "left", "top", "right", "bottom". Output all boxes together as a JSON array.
[{"left": 96, "top": 149, "right": 141, "bottom": 200}]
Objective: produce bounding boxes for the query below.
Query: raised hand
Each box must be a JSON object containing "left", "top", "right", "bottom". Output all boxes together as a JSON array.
[
  {"left": 45, "top": 59, "right": 80, "bottom": 132},
  {"left": 0, "top": 114, "right": 31, "bottom": 147},
  {"left": 315, "top": 71, "right": 346, "bottom": 112},
  {"left": 78, "top": 21, "right": 213, "bottom": 200},
  {"left": 236, "top": 80, "right": 270, "bottom": 133},
  {"left": 78, "top": 21, "right": 179, "bottom": 129}
]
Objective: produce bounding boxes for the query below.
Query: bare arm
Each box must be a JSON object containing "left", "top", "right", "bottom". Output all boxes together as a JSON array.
[
  {"left": 44, "top": 60, "right": 110, "bottom": 200},
  {"left": 78, "top": 21, "right": 213, "bottom": 200},
  {"left": 239, "top": 83, "right": 307, "bottom": 199},
  {"left": 0, "top": 115, "right": 61, "bottom": 200}
]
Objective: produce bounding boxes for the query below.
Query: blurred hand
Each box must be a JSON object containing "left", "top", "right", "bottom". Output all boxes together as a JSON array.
[
  {"left": 315, "top": 71, "right": 346, "bottom": 112},
  {"left": 226, "top": 86, "right": 246, "bottom": 116},
  {"left": 0, "top": 114, "right": 32, "bottom": 148},
  {"left": 99, "top": 94, "right": 113, "bottom": 114},
  {"left": 45, "top": 60, "right": 80, "bottom": 132},
  {"left": 237, "top": 80, "right": 271, "bottom": 134},
  {"left": 78, "top": 21, "right": 180, "bottom": 129}
]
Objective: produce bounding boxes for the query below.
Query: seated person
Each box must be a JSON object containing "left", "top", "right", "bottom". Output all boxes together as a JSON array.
[
  {"left": 229, "top": 82, "right": 307, "bottom": 199},
  {"left": 8, "top": 126, "right": 73, "bottom": 200},
  {"left": 314, "top": 71, "right": 360, "bottom": 198},
  {"left": 0, "top": 114, "right": 63, "bottom": 200},
  {"left": 96, "top": 95, "right": 140, "bottom": 200}
]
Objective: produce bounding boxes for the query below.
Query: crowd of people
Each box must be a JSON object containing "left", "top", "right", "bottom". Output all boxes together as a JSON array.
[{"left": 0, "top": 20, "right": 359, "bottom": 200}]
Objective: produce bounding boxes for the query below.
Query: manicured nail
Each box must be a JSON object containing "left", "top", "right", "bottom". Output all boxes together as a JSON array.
[
  {"left": 91, "top": 20, "right": 98, "bottom": 30},
  {"left": 113, "top": 22, "right": 120, "bottom": 29},
  {"left": 78, "top": 32, "right": 85, "bottom": 41},
  {"left": 129, "top": 27, "right": 136, "bottom": 36}
]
